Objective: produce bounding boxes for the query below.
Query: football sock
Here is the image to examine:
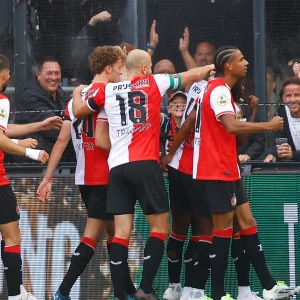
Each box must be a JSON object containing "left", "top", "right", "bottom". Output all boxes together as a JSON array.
[
  {"left": 140, "top": 232, "right": 167, "bottom": 294},
  {"left": 3, "top": 244, "right": 21, "bottom": 296},
  {"left": 210, "top": 227, "right": 233, "bottom": 300},
  {"left": 107, "top": 240, "right": 136, "bottom": 295},
  {"left": 231, "top": 232, "right": 250, "bottom": 287},
  {"left": 166, "top": 232, "right": 186, "bottom": 284},
  {"left": 240, "top": 226, "right": 276, "bottom": 290},
  {"left": 184, "top": 236, "right": 199, "bottom": 287},
  {"left": 110, "top": 237, "right": 130, "bottom": 299},
  {"left": 192, "top": 235, "right": 212, "bottom": 289},
  {"left": 59, "top": 237, "right": 96, "bottom": 296}
]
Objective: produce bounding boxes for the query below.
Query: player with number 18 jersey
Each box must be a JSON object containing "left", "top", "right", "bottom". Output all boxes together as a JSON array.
[
  {"left": 87, "top": 74, "right": 179, "bottom": 169},
  {"left": 86, "top": 73, "right": 180, "bottom": 216}
]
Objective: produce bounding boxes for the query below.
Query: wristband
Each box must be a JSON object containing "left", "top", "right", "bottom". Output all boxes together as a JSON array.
[
  {"left": 11, "top": 139, "right": 18, "bottom": 144},
  {"left": 25, "top": 148, "right": 40, "bottom": 161},
  {"left": 146, "top": 43, "right": 156, "bottom": 51}
]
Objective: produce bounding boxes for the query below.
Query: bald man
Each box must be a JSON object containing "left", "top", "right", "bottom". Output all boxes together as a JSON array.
[
  {"left": 154, "top": 59, "right": 176, "bottom": 75},
  {"left": 194, "top": 42, "right": 215, "bottom": 67},
  {"left": 73, "top": 49, "right": 214, "bottom": 300}
]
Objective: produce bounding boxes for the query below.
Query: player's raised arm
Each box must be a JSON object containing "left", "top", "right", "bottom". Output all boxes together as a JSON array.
[
  {"left": 178, "top": 64, "right": 214, "bottom": 88},
  {"left": 72, "top": 84, "right": 91, "bottom": 118}
]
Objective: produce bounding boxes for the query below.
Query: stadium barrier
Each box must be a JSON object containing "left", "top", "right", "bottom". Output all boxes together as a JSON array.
[{"left": 0, "top": 164, "right": 299, "bottom": 299}]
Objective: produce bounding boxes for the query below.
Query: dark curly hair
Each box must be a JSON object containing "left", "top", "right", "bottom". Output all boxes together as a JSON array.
[{"left": 89, "top": 46, "right": 125, "bottom": 75}]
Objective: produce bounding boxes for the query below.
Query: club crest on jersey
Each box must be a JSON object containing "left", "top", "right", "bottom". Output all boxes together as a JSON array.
[
  {"left": 217, "top": 95, "right": 228, "bottom": 106},
  {"left": 0, "top": 108, "right": 7, "bottom": 120},
  {"left": 231, "top": 194, "right": 237, "bottom": 206},
  {"left": 236, "top": 110, "right": 243, "bottom": 121}
]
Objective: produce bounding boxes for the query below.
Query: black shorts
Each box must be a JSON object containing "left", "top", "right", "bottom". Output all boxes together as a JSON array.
[
  {"left": 0, "top": 184, "right": 20, "bottom": 225},
  {"left": 107, "top": 161, "right": 169, "bottom": 215},
  {"left": 236, "top": 179, "right": 249, "bottom": 206},
  {"left": 168, "top": 167, "right": 210, "bottom": 218},
  {"left": 79, "top": 185, "right": 114, "bottom": 221},
  {"left": 200, "top": 179, "right": 248, "bottom": 214}
]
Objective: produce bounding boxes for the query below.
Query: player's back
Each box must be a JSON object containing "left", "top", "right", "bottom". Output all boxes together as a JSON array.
[
  {"left": 177, "top": 80, "right": 208, "bottom": 174},
  {"left": 194, "top": 78, "right": 239, "bottom": 181},
  {"left": 66, "top": 97, "right": 109, "bottom": 185},
  {"left": 104, "top": 74, "right": 173, "bottom": 169}
]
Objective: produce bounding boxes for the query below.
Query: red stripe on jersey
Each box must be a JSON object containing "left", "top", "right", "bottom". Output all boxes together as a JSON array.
[
  {"left": 128, "top": 75, "right": 163, "bottom": 163},
  {"left": 67, "top": 97, "right": 109, "bottom": 185},
  {"left": 0, "top": 94, "right": 9, "bottom": 100},
  {"left": 64, "top": 100, "right": 71, "bottom": 118},
  {"left": 194, "top": 78, "right": 240, "bottom": 181},
  {"left": 0, "top": 94, "right": 9, "bottom": 185},
  {"left": 82, "top": 111, "right": 109, "bottom": 185},
  {"left": 178, "top": 129, "right": 195, "bottom": 175}
]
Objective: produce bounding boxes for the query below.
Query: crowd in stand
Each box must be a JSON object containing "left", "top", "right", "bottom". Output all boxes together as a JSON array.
[
  {"left": 1, "top": 7, "right": 300, "bottom": 300},
  {"left": 3, "top": 15, "right": 300, "bottom": 165}
]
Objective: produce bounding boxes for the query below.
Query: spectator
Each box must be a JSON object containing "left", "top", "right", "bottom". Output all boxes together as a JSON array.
[
  {"left": 292, "top": 60, "right": 300, "bottom": 79},
  {"left": 71, "top": 10, "right": 113, "bottom": 83},
  {"left": 146, "top": 20, "right": 159, "bottom": 58},
  {"left": 282, "top": 57, "right": 300, "bottom": 81},
  {"left": 71, "top": 12, "right": 158, "bottom": 84},
  {"left": 232, "top": 81, "right": 265, "bottom": 162},
  {"left": 179, "top": 27, "right": 215, "bottom": 70},
  {"left": 263, "top": 77, "right": 300, "bottom": 162},
  {"left": 160, "top": 91, "right": 187, "bottom": 159},
  {"left": 266, "top": 66, "right": 279, "bottom": 121},
  {"left": 153, "top": 59, "right": 176, "bottom": 113},
  {"left": 15, "top": 58, "right": 74, "bottom": 161}
]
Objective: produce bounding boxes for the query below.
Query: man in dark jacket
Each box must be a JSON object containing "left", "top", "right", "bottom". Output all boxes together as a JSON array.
[{"left": 15, "top": 58, "right": 74, "bottom": 161}]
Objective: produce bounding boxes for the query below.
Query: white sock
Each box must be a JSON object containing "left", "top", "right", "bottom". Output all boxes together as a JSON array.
[
  {"left": 8, "top": 295, "right": 21, "bottom": 300},
  {"left": 238, "top": 286, "right": 252, "bottom": 298}
]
